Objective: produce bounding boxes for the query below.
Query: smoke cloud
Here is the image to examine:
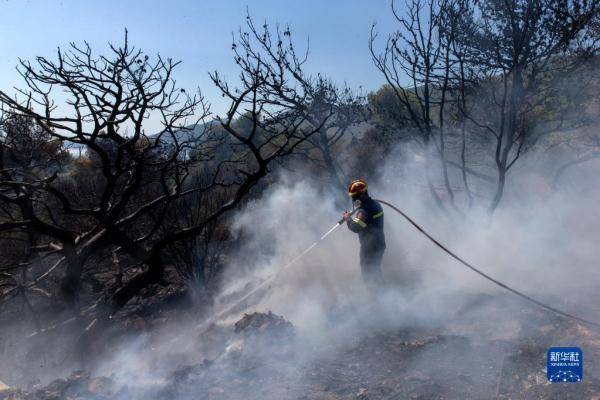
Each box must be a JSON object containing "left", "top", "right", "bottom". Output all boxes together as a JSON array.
[{"left": 2, "top": 138, "right": 599, "bottom": 399}]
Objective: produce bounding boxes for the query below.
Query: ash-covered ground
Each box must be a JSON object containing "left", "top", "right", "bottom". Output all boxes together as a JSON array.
[{"left": 1, "top": 290, "right": 599, "bottom": 400}]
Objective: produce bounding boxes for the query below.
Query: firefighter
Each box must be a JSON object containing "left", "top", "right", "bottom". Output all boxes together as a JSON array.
[{"left": 342, "top": 179, "right": 386, "bottom": 289}]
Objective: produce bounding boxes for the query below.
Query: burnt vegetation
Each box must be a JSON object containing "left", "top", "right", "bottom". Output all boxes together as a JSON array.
[{"left": 0, "top": 1, "right": 599, "bottom": 397}]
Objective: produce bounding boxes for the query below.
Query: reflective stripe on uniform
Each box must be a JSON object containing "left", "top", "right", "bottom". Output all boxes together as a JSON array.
[
  {"left": 373, "top": 211, "right": 384, "bottom": 219},
  {"left": 352, "top": 217, "right": 367, "bottom": 228}
]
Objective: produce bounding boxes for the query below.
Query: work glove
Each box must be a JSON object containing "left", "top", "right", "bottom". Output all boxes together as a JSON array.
[{"left": 339, "top": 210, "right": 351, "bottom": 224}]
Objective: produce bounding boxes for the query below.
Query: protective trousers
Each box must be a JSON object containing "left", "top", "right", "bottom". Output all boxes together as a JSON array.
[{"left": 359, "top": 245, "right": 385, "bottom": 290}]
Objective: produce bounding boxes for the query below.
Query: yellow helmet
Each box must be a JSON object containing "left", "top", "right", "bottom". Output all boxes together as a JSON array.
[{"left": 348, "top": 179, "right": 368, "bottom": 197}]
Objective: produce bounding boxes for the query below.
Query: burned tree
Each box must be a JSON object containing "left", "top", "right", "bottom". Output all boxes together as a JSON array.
[
  {"left": 456, "top": 0, "right": 598, "bottom": 214},
  {"left": 225, "top": 16, "right": 366, "bottom": 199},
  {"left": 0, "top": 34, "right": 208, "bottom": 309},
  {"left": 370, "top": 0, "right": 598, "bottom": 214},
  {"left": 0, "top": 113, "right": 69, "bottom": 324},
  {"left": 297, "top": 76, "right": 368, "bottom": 196},
  {"left": 0, "top": 26, "right": 322, "bottom": 327},
  {"left": 370, "top": 0, "right": 465, "bottom": 213}
]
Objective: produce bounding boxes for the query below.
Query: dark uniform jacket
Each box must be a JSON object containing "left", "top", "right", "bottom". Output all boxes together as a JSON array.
[{"left": 346, "top": 196, "right": 386, "bottom": 253}]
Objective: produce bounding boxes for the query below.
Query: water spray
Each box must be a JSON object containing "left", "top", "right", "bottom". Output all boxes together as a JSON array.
[{"left": 191, "top": 220, "right": 345, "bottom": 335}]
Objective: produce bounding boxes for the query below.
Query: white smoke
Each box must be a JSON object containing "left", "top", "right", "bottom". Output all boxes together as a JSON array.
[
  {"left": 5, "top": 138, "right": 599, "bottom": 398},
  {"left": 219, "top": 146, "right": 600, "bottom": 347}
]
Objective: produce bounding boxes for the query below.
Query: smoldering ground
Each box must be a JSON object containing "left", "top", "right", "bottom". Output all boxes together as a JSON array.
[{"left": 1, "top": 140, "right": 599, "bottom": 399}]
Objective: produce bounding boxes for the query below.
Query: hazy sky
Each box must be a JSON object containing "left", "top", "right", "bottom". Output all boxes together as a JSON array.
[{"left": 0, "top": 0, "right": 399, "bottom": 129}]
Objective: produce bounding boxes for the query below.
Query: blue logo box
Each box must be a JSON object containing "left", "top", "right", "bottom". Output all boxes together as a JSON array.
[{"left": 547, "top": 347, "right": 582, "bottom": 383}]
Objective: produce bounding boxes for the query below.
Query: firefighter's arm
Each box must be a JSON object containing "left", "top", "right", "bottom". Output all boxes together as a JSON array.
[{"left": 346, "top": 209, "right": 368, "bottom": 232}]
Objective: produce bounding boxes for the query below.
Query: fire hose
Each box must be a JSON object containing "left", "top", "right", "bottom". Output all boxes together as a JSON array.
[
  {"left": 375, "top": 199, "right": 600, "bottom": 329},
  {"left": 206, "top": 199, "right": 600, "bottom": 331}
]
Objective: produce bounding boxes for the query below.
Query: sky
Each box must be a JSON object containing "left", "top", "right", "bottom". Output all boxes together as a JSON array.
[{"left": 0, "top": 0, "right": 400, "bottom": 130}]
